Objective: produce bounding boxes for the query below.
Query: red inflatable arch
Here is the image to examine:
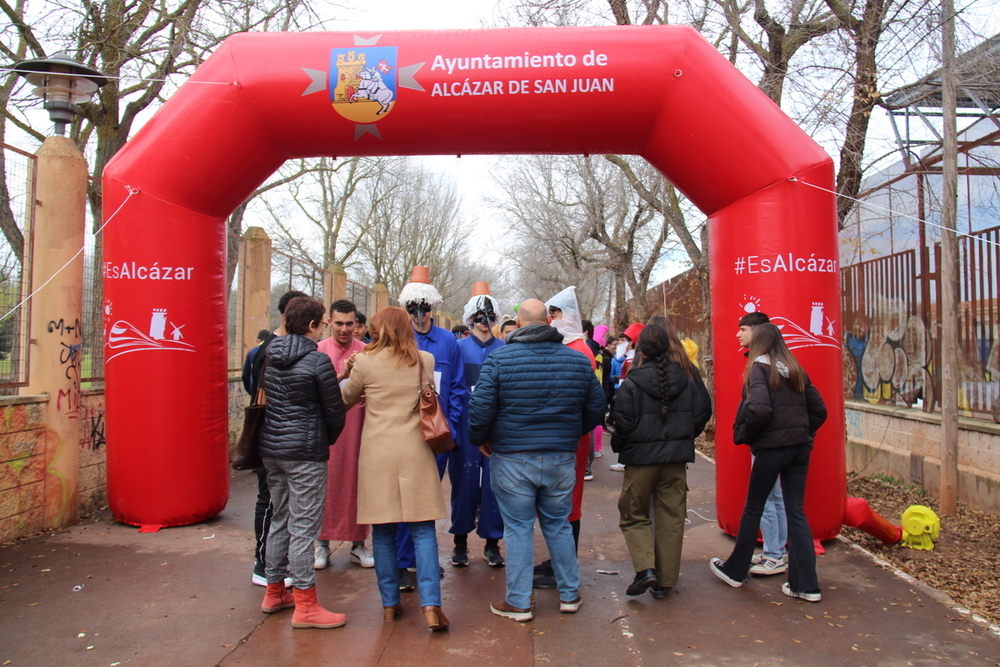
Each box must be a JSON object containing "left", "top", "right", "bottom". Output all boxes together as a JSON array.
[{"left": 102, "top": 26, "right": 845, "bottom": 536}]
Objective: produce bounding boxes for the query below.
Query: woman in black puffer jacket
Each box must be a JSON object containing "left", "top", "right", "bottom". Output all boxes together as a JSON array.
[
  {"left": 611, "top": 324, "right": 712, "bottom": 599},
  {"left": 710, "top": 322, "right": 827, "bottom": 603},
  {"left": 257, "top": 296, "right": 347, "bottom": 629}
]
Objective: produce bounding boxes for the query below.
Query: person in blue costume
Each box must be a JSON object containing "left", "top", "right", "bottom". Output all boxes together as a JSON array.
[
  {"left": 453, "top": 282, "right": 506, "bottom": 568},
  {"left": 394, "top": 266, "right": 469, "bottom": 591}
]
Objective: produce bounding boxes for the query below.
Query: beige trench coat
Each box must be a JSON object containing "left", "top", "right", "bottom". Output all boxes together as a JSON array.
[{"left": 340, "top": 349, "right": 446, "bottom": 524}]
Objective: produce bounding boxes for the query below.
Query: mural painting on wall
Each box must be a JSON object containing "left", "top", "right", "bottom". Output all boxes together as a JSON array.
[
  {"left": 843, "top": 304, "right": 999, "bottom": 420},
  {"left": 843, "top": 307, "right": 930, "bottom": 409}
]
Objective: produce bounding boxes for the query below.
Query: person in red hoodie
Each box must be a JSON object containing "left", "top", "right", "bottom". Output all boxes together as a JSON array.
[{"left": 532, "top": 286, "right": 597, "bottom": 589}]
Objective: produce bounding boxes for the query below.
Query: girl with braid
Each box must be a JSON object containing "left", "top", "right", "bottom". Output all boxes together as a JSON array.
[{"left": 610, "top": 324, "right": 712, "bottom": 598}]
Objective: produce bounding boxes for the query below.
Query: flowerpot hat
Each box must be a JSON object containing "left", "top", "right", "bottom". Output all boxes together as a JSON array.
[
  {"left": 624, "top": 322, "right": 645, "bottom": 342},
  {"left": 463, "top": 281, "right": 501, "bottom": 327},
  {"left": 399, "top": 265, "right": 442, "bottom": 308}
]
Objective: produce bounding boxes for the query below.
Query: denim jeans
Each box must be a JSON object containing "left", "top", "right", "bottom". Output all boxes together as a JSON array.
[
  {"left": 761, "top": 478, "right": 787, "bottom": 560},
  {"left": 490, "top": 451, "right": 580, "bottom": 608},
  {"left": 720, "top": 444, "right": 819, "bottom": 593},
  {"left": 372, "top": 521, "right": 441, "bottom": 608}
]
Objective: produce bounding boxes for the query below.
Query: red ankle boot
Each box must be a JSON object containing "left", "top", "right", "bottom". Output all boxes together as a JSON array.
[
  {"left": 261, "top": 582, "right": 294, "bottom": 613},
  {"left": 291, "top": 586, "right": 347, "bottom": 629}
]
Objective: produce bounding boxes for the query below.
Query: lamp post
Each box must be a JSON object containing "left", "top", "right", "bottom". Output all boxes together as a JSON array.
[
  {"left": 12, "top": 54, "right": 107, "bottom": 531},
  {"left": 13, "top": 53, "right": 108, "bottom": 136}
]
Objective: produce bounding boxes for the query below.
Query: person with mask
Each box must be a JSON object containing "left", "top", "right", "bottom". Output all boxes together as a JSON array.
[
  {"left": 394, "top": 266, "right": 468, "bottom": 590},
  {"left": 453, "top": 282, "right": 506, "bottom": 567}
]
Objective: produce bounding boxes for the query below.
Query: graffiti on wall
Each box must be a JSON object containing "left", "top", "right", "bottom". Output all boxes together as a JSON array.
[
  {"left": 50, "top": 318, "right": 83, "bottom": 419},
  {"left": 79, "top": 403, "right": 106, "bottom": 451}
]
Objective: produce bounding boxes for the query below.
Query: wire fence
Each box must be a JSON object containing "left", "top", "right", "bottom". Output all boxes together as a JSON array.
[
  {"left": 80, "top": 180, "right": 104, "bottom": 384},
  {"left": 0, "top": 143, "right": 35, "bottom": 390},
  {"left": 346, "top": 278, "right": 374, "bottom": 321}
]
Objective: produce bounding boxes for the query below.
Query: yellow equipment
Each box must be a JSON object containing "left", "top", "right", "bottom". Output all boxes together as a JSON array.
[{"left": 901, "top": 505, "right": 940, "bottom": 550}]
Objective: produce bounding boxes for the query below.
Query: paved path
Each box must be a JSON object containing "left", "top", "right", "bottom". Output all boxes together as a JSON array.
[{"left": 3, "top": 449, "right": 998, "bottom": 666}]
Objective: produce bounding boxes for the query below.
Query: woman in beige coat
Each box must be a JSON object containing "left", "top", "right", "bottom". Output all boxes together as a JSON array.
[{"left": 339, "top": 307, "right": 449, "bottom": 631}]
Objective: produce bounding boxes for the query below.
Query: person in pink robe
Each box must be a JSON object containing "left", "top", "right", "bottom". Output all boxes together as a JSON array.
[{"left": 313, "top": 300, "right": 373, "bottom": 569}]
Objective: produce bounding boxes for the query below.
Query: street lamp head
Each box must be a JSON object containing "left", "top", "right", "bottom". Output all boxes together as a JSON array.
[{"left": 13, "top": 53, "right": 109, "bottom": 136}]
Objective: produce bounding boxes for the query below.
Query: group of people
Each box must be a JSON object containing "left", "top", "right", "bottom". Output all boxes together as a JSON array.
[{"left": 240, "top": 265, "right": 829, "bottom": 633}]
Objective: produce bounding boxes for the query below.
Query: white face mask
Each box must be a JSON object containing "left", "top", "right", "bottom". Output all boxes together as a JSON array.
[{"left": 616, "top": 341, "right": 628, "bottom": 358}]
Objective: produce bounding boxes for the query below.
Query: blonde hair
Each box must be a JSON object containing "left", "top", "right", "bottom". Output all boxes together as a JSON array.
[{"left": 366, "top": 307, "right": 421, "bottom": 367}]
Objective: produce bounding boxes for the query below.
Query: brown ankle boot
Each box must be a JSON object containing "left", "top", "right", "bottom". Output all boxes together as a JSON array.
[
  {"left": 422, "top": 605, "right": 449, "bottom": 631},
  {"left": 291, "top": 586, "right": 347, "bottom": 629},
  {"left": 261, "top": 582, "right": 294, "bottom": 613}
]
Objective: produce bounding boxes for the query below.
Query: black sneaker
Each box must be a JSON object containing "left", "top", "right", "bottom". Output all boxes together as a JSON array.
[
  {"left": 451, "top": 545, "right": 469, "bottom": 567},
  {"left": 484, "top": 544, "right": 506, "bottom": 568},
  {"left": 533, "top": 560, "right": 553, "bottom": 577},
  {"left": 398, "top": 568, "right": 415, "bottom": 591},
  {"left": 532, "top": 575, "right": 557, "bottom": 589}
]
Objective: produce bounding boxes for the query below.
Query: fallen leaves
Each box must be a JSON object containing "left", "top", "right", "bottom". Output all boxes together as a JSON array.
[{"left": 844, "top": 474, "right": 1000, "bottom": 628}]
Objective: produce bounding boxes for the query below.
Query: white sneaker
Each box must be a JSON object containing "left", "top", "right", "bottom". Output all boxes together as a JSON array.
[
  {"left": 350, "top": 544, "right": 375, "bottom": 568},
  {"left": 314, "top": 545, "right": 330, "bottom": 570},
  {"left": 610, "top": 463, "right": 626, "bottom": 472},
  {"left": 594, "top": 450, "right": 603, "bottom": 458},
  {"left": 749, "top": 555, "right": 788, "bottom": 576},
  {"left": 781, "top": 582, "right": 821, "bottom": 602}
]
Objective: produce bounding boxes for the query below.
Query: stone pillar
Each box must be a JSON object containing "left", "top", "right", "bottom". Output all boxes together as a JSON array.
[
  {"left": 327, "top": 264, "right": 347, "bottom": 306},
  {"left": 373, "top": 283, "right": 390, "bottom": 314},
  {"left": 22, "top": 137, "right": 88, "bottom": 530},
  {"left": 241, "top": 227, "right": 271, "bottom": 354}
]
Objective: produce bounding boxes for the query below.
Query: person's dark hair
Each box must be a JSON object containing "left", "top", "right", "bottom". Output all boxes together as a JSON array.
[
  {"left": 738, "top": 311, "right": 770, "bottom": 328},
  {"left": 744, "top": 322, "right": 806, "bottom": 392},
  {"left": 582, "top": 319, "right": 594, "bottom": 338},
  {"left": 500, "top": 319, "right": 516, "bottom": 331},
  {"left": 330, "top": 299, "right": 356, "bottom": 316},
  {"left": 451, "top": 324, "right": 469, "bottom": 335},
  {"left": 645, "top": 315, "right": 695, "bottom": 377},
  {"left": 283, "top": 296, "right": 326, "bottom": 335},
  {"left": 278, "top": 290, "right": 309, "bottom": 314},
  {"left": 636, "top": 325, "right": 678, "bottom": 418},
  {"left": 256, "top": 329, "right": 270, "bottom": 342},
  {"left": 355, "top": 312, "right": 367, "bottom": 325}
]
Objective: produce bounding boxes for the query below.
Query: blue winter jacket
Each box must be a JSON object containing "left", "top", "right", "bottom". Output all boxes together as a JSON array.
[{"left": 468, "top": 324, "right": 606, "bottom": 454}]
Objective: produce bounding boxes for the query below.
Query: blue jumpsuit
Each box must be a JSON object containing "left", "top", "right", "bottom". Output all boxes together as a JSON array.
[
  {"left": 450, "top": 334, "right": 505, "bottom": 539},
  {"left": 396, "top": 323, "right": 468, "bottom": 567}
]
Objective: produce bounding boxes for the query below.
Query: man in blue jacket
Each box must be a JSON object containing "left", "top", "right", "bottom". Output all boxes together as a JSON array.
[{"left": 469, "top": 299, "right": 606, "bottom": 622}]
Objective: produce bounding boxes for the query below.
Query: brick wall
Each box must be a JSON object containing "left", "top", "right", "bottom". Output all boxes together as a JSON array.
[
  {"left": 846, "top": 400, "right": 1000, "bottom": 514},
  {"left": 0, "top": 397, "right": 47, "bottom": 544},
  {"left": 0, "top": 378, "right": 248, "bottom": 544}
]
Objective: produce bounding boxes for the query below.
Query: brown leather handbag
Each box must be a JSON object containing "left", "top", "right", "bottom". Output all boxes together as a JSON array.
[{"left": 416, "top": 355, "right": 454, "bottom": 455}]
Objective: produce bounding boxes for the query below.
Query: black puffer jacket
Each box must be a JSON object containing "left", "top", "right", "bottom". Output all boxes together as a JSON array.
[
  {"left": 258, "top": 334, "right": 345, "bottom": 461},
  {"left": 610, "top": 360, "right": 712, "bottom": 466},
  {"left": 733, "top": 359, "right": 827, "bottom": 452}
]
